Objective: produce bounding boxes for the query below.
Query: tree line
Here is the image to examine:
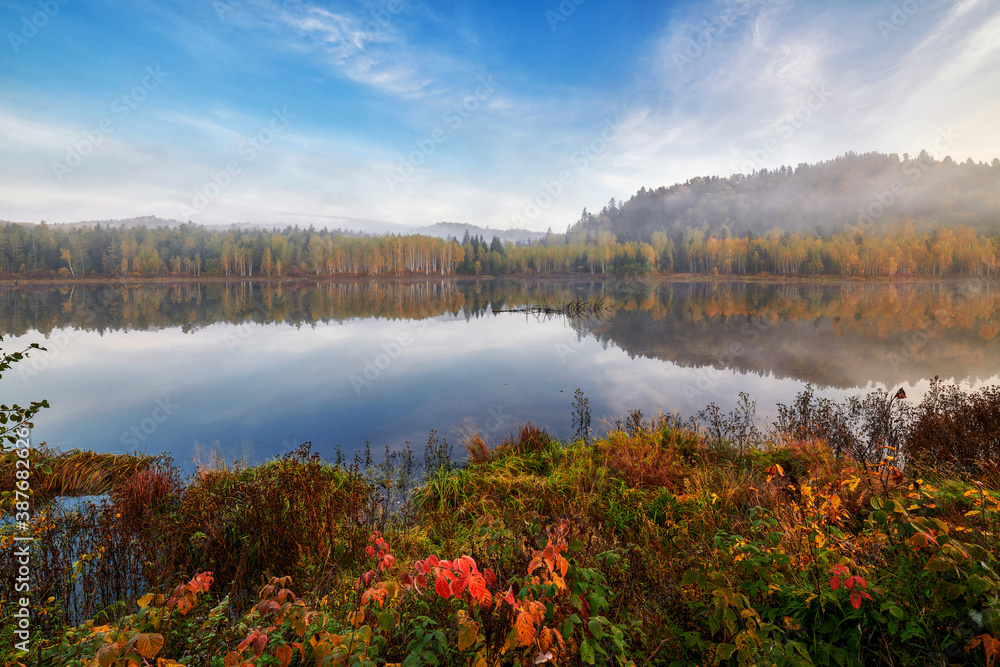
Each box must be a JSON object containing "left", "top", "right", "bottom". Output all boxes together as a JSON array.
[{"left": 2, "top": 218, "right": 1000, "bottom": 279}]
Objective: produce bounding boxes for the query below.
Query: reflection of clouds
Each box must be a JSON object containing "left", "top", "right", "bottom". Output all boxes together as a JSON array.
[{"left": 6, "top": 288, "right": 1000, "bottom": 465}]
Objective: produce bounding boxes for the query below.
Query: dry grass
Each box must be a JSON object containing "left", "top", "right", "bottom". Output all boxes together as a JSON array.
[{"left": 0, "top": 444, "right": 155, "bottom": 497}]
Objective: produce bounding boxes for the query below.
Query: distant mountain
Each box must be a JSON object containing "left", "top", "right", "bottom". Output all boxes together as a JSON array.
[
  {"left": 55, "top": 215, "right": 188, "bottom": 229},
  {"left": 569, "top": 151, "right": 1000, "bottom": 243},
  {"left": 414, "top": 222, "right": 546, "bottom": 243}
]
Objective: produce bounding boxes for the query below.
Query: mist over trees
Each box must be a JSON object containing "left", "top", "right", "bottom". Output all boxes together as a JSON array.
[
  {"left": 567, "top": 151, "right": 1000, "bottom": 242},
  {"left": 2, "top": 151, "right": 1000, "bottom": 280}
]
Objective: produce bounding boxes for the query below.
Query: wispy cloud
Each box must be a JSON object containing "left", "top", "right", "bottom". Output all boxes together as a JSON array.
[{"left": 1, "top": 0, "right": 997, "bottom": 231}]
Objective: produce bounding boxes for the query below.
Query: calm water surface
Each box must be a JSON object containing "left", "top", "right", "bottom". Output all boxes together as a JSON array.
[{"left": 2, "top": 279, "right": 998, "bottom": 470}]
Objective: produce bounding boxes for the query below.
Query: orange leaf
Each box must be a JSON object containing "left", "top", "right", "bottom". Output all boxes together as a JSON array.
[
  {"left": 504, "top": 586, "right": 516, "bottom": 605},
  {"left": 275, "top": 645, "right": 293, "bottom": 667},
  {"left": 515, "top": 610, "right": 537, "bottom": 646},
  {"left": 133, "top": 633, "right": 164, "bottom": 659},
  {"left": 976, "top": 633, "right": 1000, "bottom": 667}
]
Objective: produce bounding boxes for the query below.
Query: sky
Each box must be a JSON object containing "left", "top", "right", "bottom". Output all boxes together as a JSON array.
[{"left": 1, "top": 0, "right": 999, "bottom": 233}]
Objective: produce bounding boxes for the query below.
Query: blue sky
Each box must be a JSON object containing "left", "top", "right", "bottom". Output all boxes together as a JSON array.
[{"left": 2, "top": 0, "right": 999, "bottom": 232}]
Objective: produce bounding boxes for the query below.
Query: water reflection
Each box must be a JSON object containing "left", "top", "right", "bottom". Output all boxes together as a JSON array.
[{"left": 2, "top": 279, "right": 997, "bottom": 467}]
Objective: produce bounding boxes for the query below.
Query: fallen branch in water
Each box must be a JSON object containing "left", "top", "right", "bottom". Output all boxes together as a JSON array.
[{"left": 492, "top": 297, "right": 609, "bottom": 318}]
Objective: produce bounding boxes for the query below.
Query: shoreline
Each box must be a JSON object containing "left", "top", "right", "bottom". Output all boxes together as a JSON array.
[{"left": 0, "top": 272, "right": 993, "bottom": 287}]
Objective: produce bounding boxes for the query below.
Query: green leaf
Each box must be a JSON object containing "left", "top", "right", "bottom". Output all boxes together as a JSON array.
[
  {"left": 587, "top": 619, "right": 604, "bottom": 640},
  {"left": 377, "top": 611, "right": 395, "bottom": 633},
  {"left": 967, "top": 574, "right": 994, "bottom": 596},
  {"left": 580, "top": 639, "right": 596, "bottom": 665},
  {"left": 716, "top": 643, "right": 737, "bottom": 661},
  {"left": 940, "top": 582, "right": 964, "bottom": 600},
  {"left": 925, "top": 555, "right": 953, "bottom": 572},
  {"left": 785, "top": 640, "right": 813, "bottom": 663},
  {"left": 681, "top": 569, "right": 703, "bottom": 587}
]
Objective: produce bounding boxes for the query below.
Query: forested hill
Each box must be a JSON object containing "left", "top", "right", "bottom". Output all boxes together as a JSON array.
[{"left": 568, "top": 151, "right": 1000, "bottom": 243}]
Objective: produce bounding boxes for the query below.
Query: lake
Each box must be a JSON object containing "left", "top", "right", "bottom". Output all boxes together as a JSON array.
[{"left": 2, "top": 278, "right": 998, "bottom": 471}]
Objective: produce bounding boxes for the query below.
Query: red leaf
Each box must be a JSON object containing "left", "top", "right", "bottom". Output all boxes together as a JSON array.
[
  {"left": 435, "top": 575, "right": 452, "bottom": 599},
  {"left": 468, "top": 575, "right": 488, "bottom": 603},
  {"left": 504, "top": 586, "right": 516, "bottom": 605},
  {"left": 252, "top": 632, "right": 268, "bottom": 657},
  {"left": 830, "top": 576, "right": 840, "bottom": 591},
  {"left": 454, "top": 572, "right": 471, "bottom": 596}
]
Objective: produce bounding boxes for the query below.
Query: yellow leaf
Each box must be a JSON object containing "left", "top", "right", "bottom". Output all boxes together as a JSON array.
[
  {"left": 457, "top": 620, "right": 480, "bottom": 651},
  {"left": 137, "top": 594, "right": 155, "bottom": 608}
]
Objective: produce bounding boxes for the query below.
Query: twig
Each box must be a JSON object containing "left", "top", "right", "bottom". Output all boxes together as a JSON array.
[{"left": 642, "top": 638, "right": 670, "bottom": 666}]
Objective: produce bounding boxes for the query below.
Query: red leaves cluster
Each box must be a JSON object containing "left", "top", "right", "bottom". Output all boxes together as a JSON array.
[
  {"left": 829, "top": 565, "right": 874, "bottom": 610},
  {"left": 404, "top": 553, "right": 499, "bottom": 609},
  {"left": 358, "top": 532, "right": 399, "bottom": 607},
  {"left": 165, "top": 571, "right": 214, "bottom": 616},
  {"left": 365, "top": 532, "right": 396, "bottom": 572}
]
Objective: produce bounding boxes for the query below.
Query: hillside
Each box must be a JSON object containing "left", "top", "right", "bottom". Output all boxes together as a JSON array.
[{"left": 569, "top": 151, "right": 1000, "bottom": 243}]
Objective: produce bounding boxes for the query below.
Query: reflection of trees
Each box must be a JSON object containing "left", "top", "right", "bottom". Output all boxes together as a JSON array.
[
  {"left": 1, "top": 280, "right": 998, "bottom": 388},
  {"left": 573, "top": 282, "right": 1000, "bottom": 388}
]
